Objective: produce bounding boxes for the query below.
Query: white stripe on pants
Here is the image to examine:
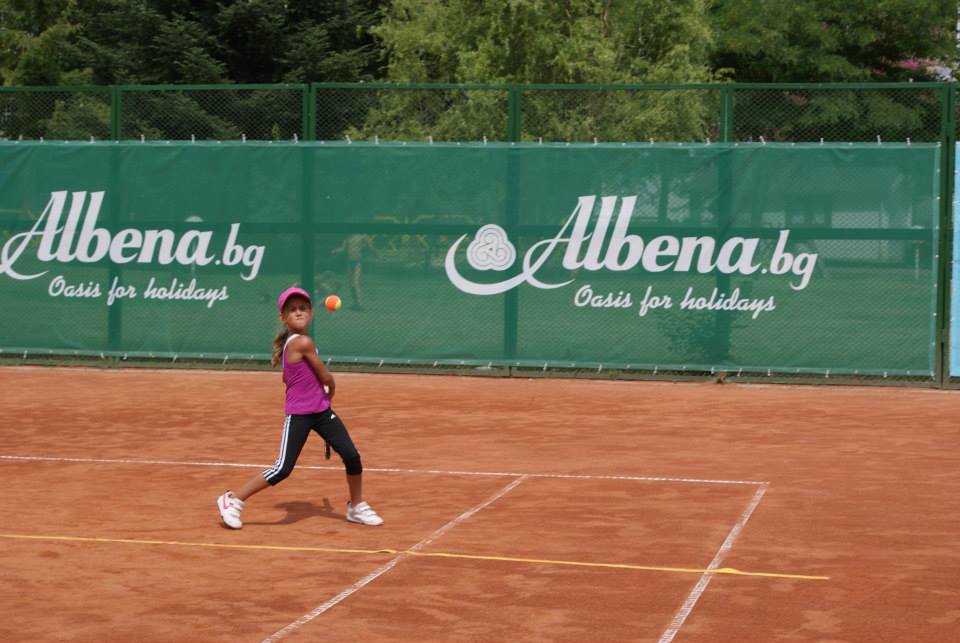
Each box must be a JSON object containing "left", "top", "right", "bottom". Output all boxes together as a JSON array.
[{"left": 262, "top": 415, "right": 291, "bottom": 481}]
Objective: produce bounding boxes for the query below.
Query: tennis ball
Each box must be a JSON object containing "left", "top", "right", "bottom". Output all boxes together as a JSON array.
[{"left": 324, "top": 295, "right": 342, "bottom": 312}]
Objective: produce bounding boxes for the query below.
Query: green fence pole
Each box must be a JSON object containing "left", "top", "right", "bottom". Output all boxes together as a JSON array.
[
  {"left": 301, "top": 87, "right": 316, "bottom": 304},
  {"left": 107, "top": 141, "right": 122, "bottom": 350},
  {"left": 936, "top": 82, "right": 956, "bottom": 386},
  {"left": 711, "top": 86, "right": 735, "bottom": 364},
  {"left": 108, "top": 86, "right": 122, "bottom": 346},
  {"left": 302, "top": 145, "right": 315, "bottom": 321},
  {"left": 302, "top": 84, "right": 315, "bottom": 141},
  {"left": 503, "top": 85, "right": 522, "bottom": 360},
  {"left": 110, "top": 86, "right": 122, "bottom": 141},
  {"left": 507, "top": 84, "right": 523, "bottom": 141},
  {"left": 720, "top": 85, "right": 733, "bottom": 143}
]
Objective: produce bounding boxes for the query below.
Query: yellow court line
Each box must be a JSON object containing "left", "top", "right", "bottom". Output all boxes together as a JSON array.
[
  {"left": 0, "top": 533, "right": 829, "bottom": 581},
  {"left": 405, "top": 550, "right": 829, "bottom": 580}
]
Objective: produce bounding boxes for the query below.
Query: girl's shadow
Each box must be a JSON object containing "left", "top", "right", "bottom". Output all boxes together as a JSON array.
[{"left": 243, "top": 498, "right": 342, "bottom": 526}]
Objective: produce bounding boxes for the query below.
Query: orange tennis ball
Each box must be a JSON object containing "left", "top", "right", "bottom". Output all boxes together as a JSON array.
[{"left": 324, "top": 295, "right": 342, "bottom": 312}]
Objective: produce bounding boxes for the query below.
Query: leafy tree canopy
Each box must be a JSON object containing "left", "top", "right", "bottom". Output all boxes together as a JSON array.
[
  {"left": 710, "top": 0, "right": 957, "bottom": 82},
  {"left": 374, "top": 0, "right": 717, "bottom": 84},
  {"left": 0, "top": 0, "right": 383, "bottom": 85},
  {"left": 0, "top": 0, "right": 955, "bottom": 142},
  {"left": 0, "top": 0, "right": 955, "bottom": 87}
]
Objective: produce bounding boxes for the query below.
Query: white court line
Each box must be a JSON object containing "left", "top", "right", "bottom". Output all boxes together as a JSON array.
[
  {"left": 2, "top": 451, "right": 771, "bottom": 638},
  {"left": 657, "top": 484, "right": 769, "bottom": 643},
  {"left": 0, "top": 454, "right": 766, "bottom": 486},
  {"left": 261, "top": 475, "right": 528, "bottom": 643}
]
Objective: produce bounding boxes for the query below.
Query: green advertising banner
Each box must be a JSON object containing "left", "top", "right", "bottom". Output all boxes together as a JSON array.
[{"left": 0, "top": 142, "right": 940, "bottom": 375}]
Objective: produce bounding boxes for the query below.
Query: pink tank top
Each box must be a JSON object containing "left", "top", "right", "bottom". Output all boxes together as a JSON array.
[{"left": 282, "top": 333, "right": 331, "bottom": 415}]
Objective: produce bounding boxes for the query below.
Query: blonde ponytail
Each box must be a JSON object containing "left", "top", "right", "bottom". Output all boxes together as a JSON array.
[{"left": 271, "top": 325, "right": 290, "bottom": 367}]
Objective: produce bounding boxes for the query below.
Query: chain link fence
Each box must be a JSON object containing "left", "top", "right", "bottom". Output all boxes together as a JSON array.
[
  {"left": 0, "top": 82, "right": 953, "bottom": 386},
  {"left": 315, "top": 85, "right": 510, "bottom": 142},
  {"left": 518, "top": 86, "right": 722, "bottom": 143},
  {"left": 0, "top": 82, "right": 950, "bottom": 144},
  {"left": 119, "top": 85, "right": 305, "bottom": 141},
  {"left": 0, "top": 87, "right": 112, "bottom": 140},
  {"left": 731, "top": 85, "right": 946, "bottom": 143}
]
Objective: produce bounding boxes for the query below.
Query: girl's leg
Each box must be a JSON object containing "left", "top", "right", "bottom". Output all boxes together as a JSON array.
[
  {"left": 234, "top": 473, "right": 269, "bottom": 501},
  {"left": 217, "top": 415, "right": 313, "bottom": 529},
  {"left": 260, "top": 414, "right": 313, "bottom": 487},
  {"left": 347, "top": 472, "right": 362, "bottom": 506},
  {"left": 314, "top": 410, "right": 365, "bottom": 506},
  {"left": 233, "top": 414, "right": 312, "bottom": 500}
]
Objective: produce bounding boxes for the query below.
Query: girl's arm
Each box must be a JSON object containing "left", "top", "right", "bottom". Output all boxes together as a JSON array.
[{"left": 289, "top": 335, "right": 336, "bottom": 400}]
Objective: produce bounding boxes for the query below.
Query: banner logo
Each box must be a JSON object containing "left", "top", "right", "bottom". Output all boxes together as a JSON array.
[
  {"left": 0, "top": 191, "right": 265, "bottom": 282},
  {"left": 1, "top": 191, "right": 266, "bottom": 308},
  {"left": 466, "top": 224, "right": 516, "bottom": 271},
  {"left": 445, "top": 195, "right": 818, "bottom": 317}
]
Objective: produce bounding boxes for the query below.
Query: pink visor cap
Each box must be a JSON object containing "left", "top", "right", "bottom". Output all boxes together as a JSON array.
[{"left": 277, "top": 287, "right": 311, "bottom": 311}]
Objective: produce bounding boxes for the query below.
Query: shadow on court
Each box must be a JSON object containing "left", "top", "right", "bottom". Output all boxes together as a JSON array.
[{"left": 241, "top": 498, "right": 341, "bottom": 526}]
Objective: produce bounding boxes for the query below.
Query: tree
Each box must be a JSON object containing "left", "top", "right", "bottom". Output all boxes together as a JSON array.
[
  {"left": 0, "top": 0, "right": 385, "bottom": 86},
  {"left": 710, "top": 0, "right": 957, "bottom": 83},
  {"left": 0, "top": 0, "right": 77, "bottom": 85},
  {"left": 375, "top": 0, "right": 714, "bottom": 84},
  {"left": 0, "top": 0, "right": 385, "bottom": 140},
  {"left": 710, "top": 0, "right": 957, "bottom": 141},
  {"left": 363, "top": 0, "right": 719, "bottom": 141}
]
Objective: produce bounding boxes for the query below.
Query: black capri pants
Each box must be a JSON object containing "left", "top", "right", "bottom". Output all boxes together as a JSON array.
[{"left": 262, "top": 408, "right": 362, "bottom": 485}]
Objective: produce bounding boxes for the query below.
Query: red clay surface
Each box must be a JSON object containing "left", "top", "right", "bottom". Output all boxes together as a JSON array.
[{"left": 0, "top": 366, "right": 958, "bottom": 642}]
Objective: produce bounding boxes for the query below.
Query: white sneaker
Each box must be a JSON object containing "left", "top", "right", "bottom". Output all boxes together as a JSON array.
[
  {"left": 217, "top": 492, "right": 244, "bottom": 529},
  {"left": 346, "top": 501, "right": 383, "bottom": 526}
]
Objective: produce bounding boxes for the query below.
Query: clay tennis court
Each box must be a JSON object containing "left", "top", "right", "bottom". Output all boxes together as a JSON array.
[{"left": 1, "top": 366, "right": 957, "bottom": 642}]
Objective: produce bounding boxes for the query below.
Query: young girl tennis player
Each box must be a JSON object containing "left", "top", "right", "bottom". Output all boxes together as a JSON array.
[{"left": 216, "top": 287, "right": 383, "bottom": 528}]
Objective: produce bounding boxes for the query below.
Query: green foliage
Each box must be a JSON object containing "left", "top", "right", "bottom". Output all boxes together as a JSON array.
[
  {"left": 1, "top": 0, "right": 956, "bottom": 88},
  {"left": 711, "top": 0, "right": 957, "bottom": 82},
  {"left": 9, "top": 22, "right": 76, "bottom": 85},
  {"left": 63, "top": 1, "right": 166, "bottom": 84},
  {"left": 0, "top": 0, "right": 78, "bottom": 86},
  {"left": 518, "top": 87, "right": 720, "bottom": 142},
  {"left": 0, "top": 0, "right": 956, "bottom": 142},
  {"left": 120, "top": 92, "right": 240, "bottom": 140},
  {"left": 214, "top": 0, "right": 288, "bottom": 83},
  {"left": 0, "top": 0, "right": 383, "bottom": 139},
  {"left": 709, "top": 0, "right": 956, "bottom": 141},
  {"left": 365, "top": 0, "right": 719, "bottom": 140},
  {"left": 142, "top": 15, "right": 227, "bottom": 83},
  {"left": 44, "top": 93, "right": 111, "bottom": 139},
  {"left": 340, "top": 88, "right": 508, "bottom": 141},
  {"left": 375, "top": 0, "right": 716, "bottom": 84}
]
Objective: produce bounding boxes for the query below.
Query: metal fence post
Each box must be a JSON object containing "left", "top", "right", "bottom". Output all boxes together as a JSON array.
[
  {"left": 301, "top": 86, "right": 316, "bottom": 318},
  {"left": 713, "top": 86, "right": 735, "bottom": 364},
  {"left": 503, "top": 85, "right": 522, "bottom": 360},
  {"left": 507, "top": 84, "right": 523, "bottom": 141},
  {"left": 720, "top": 85, "right": 733, "bottom": 142},
  {"left": 302, "top": 84, "right": 315, "bottom": 141},
  {"left": 107, "top": 124, "right": 122, "bottom": 350},
  {"left": 936, "top": 82, "right": 956, "bottom": 386},
  {"left": 301, "top": 142, "right": 315, "bottom": 325},
  {"left": 110, "top": 86, "right": 122, "bottom": 140},
  {"left": 106, "top": 85, "right": 123, "bottom": 348}
]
